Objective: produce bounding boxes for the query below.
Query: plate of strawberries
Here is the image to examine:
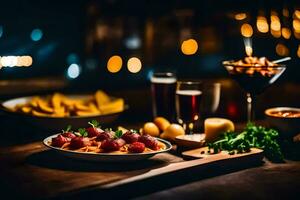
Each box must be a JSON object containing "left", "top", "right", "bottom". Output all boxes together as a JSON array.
[{"left": 43, "top": 120, "right": 172, "bottom": 162}]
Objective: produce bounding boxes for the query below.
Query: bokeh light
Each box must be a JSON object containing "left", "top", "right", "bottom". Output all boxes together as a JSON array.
[
  {"left": 293, "top": 19, "right": 300, "bottom": 33},
  {"left": 282, "top": 27, "right": 291, "bottom": 39},
  {"left": 181, "top": 39, "right": 198, "bottom": 55},
  {"left": 241, "top": 23, "right": 253, "bottom": 37},
  {"left": 67, "top": 63, "right": 80, "bottom": 79},
  {"left": 127, "top": 57, "right": 142, "bottom": 73},
  {"left": 297, "top": 45, "right": 300, "bottom": 58},
  {"left": 235, "top": 13, "right": 247, "bottom": 21},
  {"left": 256, "top": 16, "right": 269, "bottom": 33},
  {"left": 295, "top": 10, "right": 300, "bottom": 19},
  {"left": 276, "top": 43, "right": 289, "bottom": 56},
  {"left": 30, "top": 29, "right": 43, "bottom": 41},
  {"left": 0, "top": 56, "right": 32, "bottom": 67},
  {"left": 107, "top": 55, "right": 122, "bottom": 73}
]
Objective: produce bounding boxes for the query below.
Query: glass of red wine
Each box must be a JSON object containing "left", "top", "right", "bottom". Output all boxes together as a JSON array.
[
  {"left": 223, "top": 58, "right": 286, "bottom": 122},
  {"left": 150, "top": 72, "right": 177, "bottom": 121},
  {"left": 176, "top": 81, "right": 202, "bottom": 134}
]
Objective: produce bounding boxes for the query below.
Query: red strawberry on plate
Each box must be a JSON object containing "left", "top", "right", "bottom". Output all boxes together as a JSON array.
[
  {"left": 138, "top": 134, "right": 159, "bottom": 150},
  {"left": 101, "top": 139, "right": 120, "bottom": 152},
  {"left": 121, "top": 131, "right": 140, "bottom": 144},
  {"left": 52, "top": 135, "right": 68, "bottom": 147},
  {"left": 128, "top": 142, "right": 145, "bottom": 153}
]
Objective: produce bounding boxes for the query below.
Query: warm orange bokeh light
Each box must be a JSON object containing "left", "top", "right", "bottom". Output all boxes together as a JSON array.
[
  {"left": 282, "top": 27, "right": 291, "bottom": 39},
  {"left": 107, "top": 55, "right": 122, "bottom": 73},
  {"left": 293, "top": 19, "right": 300, "bottom": 33},
  {"left": 235, "top": 13, "right": 247, "bottom": 20},
  {"left": 276, "top": 43, "right": 289, "bottom": 56},
  {"left": 127, "top": 57, "right": 142, "bottom": 73},
  {"left": 241, "top": 23, "right": 253, "bottom": 37},
  {"left": 256, "top": 16, "right": 269, "bottom": 33},
  {"left": 297, "top": 45, "right": 300, "bottom": 58},
  {"left": 295, "top": 10, "right": 300, "bottom": 19},
  {"left": 181, "top": 39, "right": 198, "bottom": 55}
]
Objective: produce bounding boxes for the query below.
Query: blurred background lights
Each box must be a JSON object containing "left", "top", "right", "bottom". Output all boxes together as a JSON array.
[
  {"left": 127, "top": 57, "right": 142, "bottom": 73},
  {"left": 234, "top": 13, "right": 247, "bottom": 21},
  {"left": 30, "top": 28, "right": 43, "bottom": 41},
  {"left": 282, "top": 27, "right": 291, "bottom": 39},
  {"left": 107, "top": 55, "right": 122, "bottom": 73},
  {"left": 125, "top": 35, "right": 141, "bottom": 49},
  {"left": 0, "top": 55, "right": 32, "bottom": 67},
  {"left": 67, "top": 63, "right": 80, "bottom": 79},
  {"left": 256, "top": 16, "right": 269, "bottom": 33},
  {"left": 241, "top": 23, "right": 253, "bottom": 37},
  {"left": 295, "top": 10, "right": 300, "bottom": 19},
  {"left": 181, "top": 39, "right": 198, "bottom": 55},
  {"left": 293, "top": 19, "right": 300, "bottom": 33},
  {"left": 297, "top": 45, "right": 300, "bottom": 58},
  {"left": 276, "top": 43, "right": 289, "bottom": 56}
]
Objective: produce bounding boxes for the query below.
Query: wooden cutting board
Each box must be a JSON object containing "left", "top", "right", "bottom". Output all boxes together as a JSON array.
[
  {"left": 182, "top": 147, "right": 264, "bottom": 161},
  {"left": 101, "top": 147, "right": 264, "bottom": 189}
]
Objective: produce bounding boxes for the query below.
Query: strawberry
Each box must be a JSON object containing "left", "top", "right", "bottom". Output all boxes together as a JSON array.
[
  {"left": 96, "top": 131, "right": 112, "bottom": 141},
  {"left": 121, "top": 131, "right": 140, "bottom": 144},
  {"left": 138, "top": 134, "right": 158, "bottom": 150},
  {"left": 101, "top": 139, "right": 120, "bottom": 152},
  {"left": 52, "top": 135, "right": 68, "bottom": 147},
  {"left": 86, "top": 120, "right": 101, "bottom": 137},
  {"left": 62, "top": 132, "right": 76, "bottom": 140},
  {"left": 128, "top": 142, "right": 145, "bottom": 153},
  {"left": 70, "top": 137, "right": 90, "bottom": 149}
]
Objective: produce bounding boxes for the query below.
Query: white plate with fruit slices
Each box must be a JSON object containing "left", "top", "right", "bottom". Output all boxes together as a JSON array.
[{"left": 43, "top": 122, "right": 172, "bottom": 162}]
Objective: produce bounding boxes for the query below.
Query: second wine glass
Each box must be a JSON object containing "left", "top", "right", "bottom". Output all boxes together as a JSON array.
[{"left": 176, "top": 81, "right": 202, "bottom": 134}]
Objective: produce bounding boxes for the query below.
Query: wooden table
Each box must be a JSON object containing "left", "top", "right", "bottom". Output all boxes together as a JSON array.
[{"left": 0, "top": 116, "right": 300, "bottom": 200}]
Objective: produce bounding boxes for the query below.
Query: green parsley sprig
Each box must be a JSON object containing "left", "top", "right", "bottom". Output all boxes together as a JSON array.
[{"left": 207, "top": 123, "right": 284, "bottom": 162}]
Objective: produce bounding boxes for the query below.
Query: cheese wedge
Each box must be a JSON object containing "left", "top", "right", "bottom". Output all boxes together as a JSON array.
[{"left": 204, "top": 118, "right": 235, "bottom": 142}]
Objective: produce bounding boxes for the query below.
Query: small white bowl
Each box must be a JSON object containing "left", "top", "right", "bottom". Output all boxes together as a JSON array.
[{"left": 265, "top": 107, "right": 300, "bottom": 139}]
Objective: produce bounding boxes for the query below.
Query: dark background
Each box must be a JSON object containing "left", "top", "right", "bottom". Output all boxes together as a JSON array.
[{"left": 0, "top": 0, "right": 299, "bottom": 121}]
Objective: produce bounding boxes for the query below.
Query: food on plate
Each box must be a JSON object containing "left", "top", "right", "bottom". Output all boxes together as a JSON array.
[
  {"left": 204, "top": 118, "right": 235, "bottom": 142},
  {"left": 268, "top": 110, "right": 300, "bottom": 118},
  {"left": 11, "top": 90, "right": 124, "bottom": 117},
  {"left": 207, "top": 123, "right": 283, "bottom": 162},
  {"left": 141, "top": 117, "right": 185, "bottom": 141},
  {"left": 154, "top": 117, "right": 171, "bottom": 131},
  {"left": 143, "top": 122, "right": 160, "bottom": 137},
  {"left": 231, "top": 56, "right": 278, "bottom": 67},
  {"left": 52, "top": 135, "right": 69, "bottom": 147},
  {"left": 128, "top": 142, "right": 145, "bottom": 153},
  {"left": 48, "top": 121, "right": 167, "bottom": 154},
  {"left": 70, "top": 136, "right": 91, "bottom": 149},
  {"left": 86, "top": 120, "right": 102, "bottom": 137},
  {"left": 138, "top": 134, "right": 159, "bottom": 150},
  {"left": 160, "top": 124, "right": 185, "bottom": 141},
  {"left": 121, "top": 131, "right": 141, "bottom": 143}
]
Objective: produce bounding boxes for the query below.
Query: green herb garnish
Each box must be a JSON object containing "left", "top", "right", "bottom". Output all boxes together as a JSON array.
[
  {"left": 62, "top": 125, "right": 72, "bottom": 133},
  {"left": 78, "top": 128, "right": 88, "bottom": 137},
  {"left": 208, "top": 123, "right": 283, "bottom": 162},
  {"left": 114, "top": 130, "right": 123, "bottom": 138},
  {"left": 88, "top": 120, "right": 100, "bottom": 128}
]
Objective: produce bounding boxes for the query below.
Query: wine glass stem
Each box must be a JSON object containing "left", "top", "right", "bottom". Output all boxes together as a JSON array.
[{"left": 246, "top": 93, "right": 255, "bottom": 122}]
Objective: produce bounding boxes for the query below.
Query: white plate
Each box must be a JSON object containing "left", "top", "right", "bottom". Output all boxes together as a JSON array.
[
  {"left": 43, "top": 134, "right": 172, "bottom": 162},
  {"left": 1, "top": 95, "right": 126, "bottom": 130}
]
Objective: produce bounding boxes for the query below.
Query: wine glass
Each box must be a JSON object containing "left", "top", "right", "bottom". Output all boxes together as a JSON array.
[
  {"left": 176, "top": 81, "right": 202, "bottom": 134},
  {"left": 223, "top": 61, "right": 286, "bottom": 122}
]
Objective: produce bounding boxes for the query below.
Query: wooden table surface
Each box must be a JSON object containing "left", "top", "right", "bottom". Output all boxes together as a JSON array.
[{"left": 0, "top": 116, "right": 300, "bottom": 200}]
